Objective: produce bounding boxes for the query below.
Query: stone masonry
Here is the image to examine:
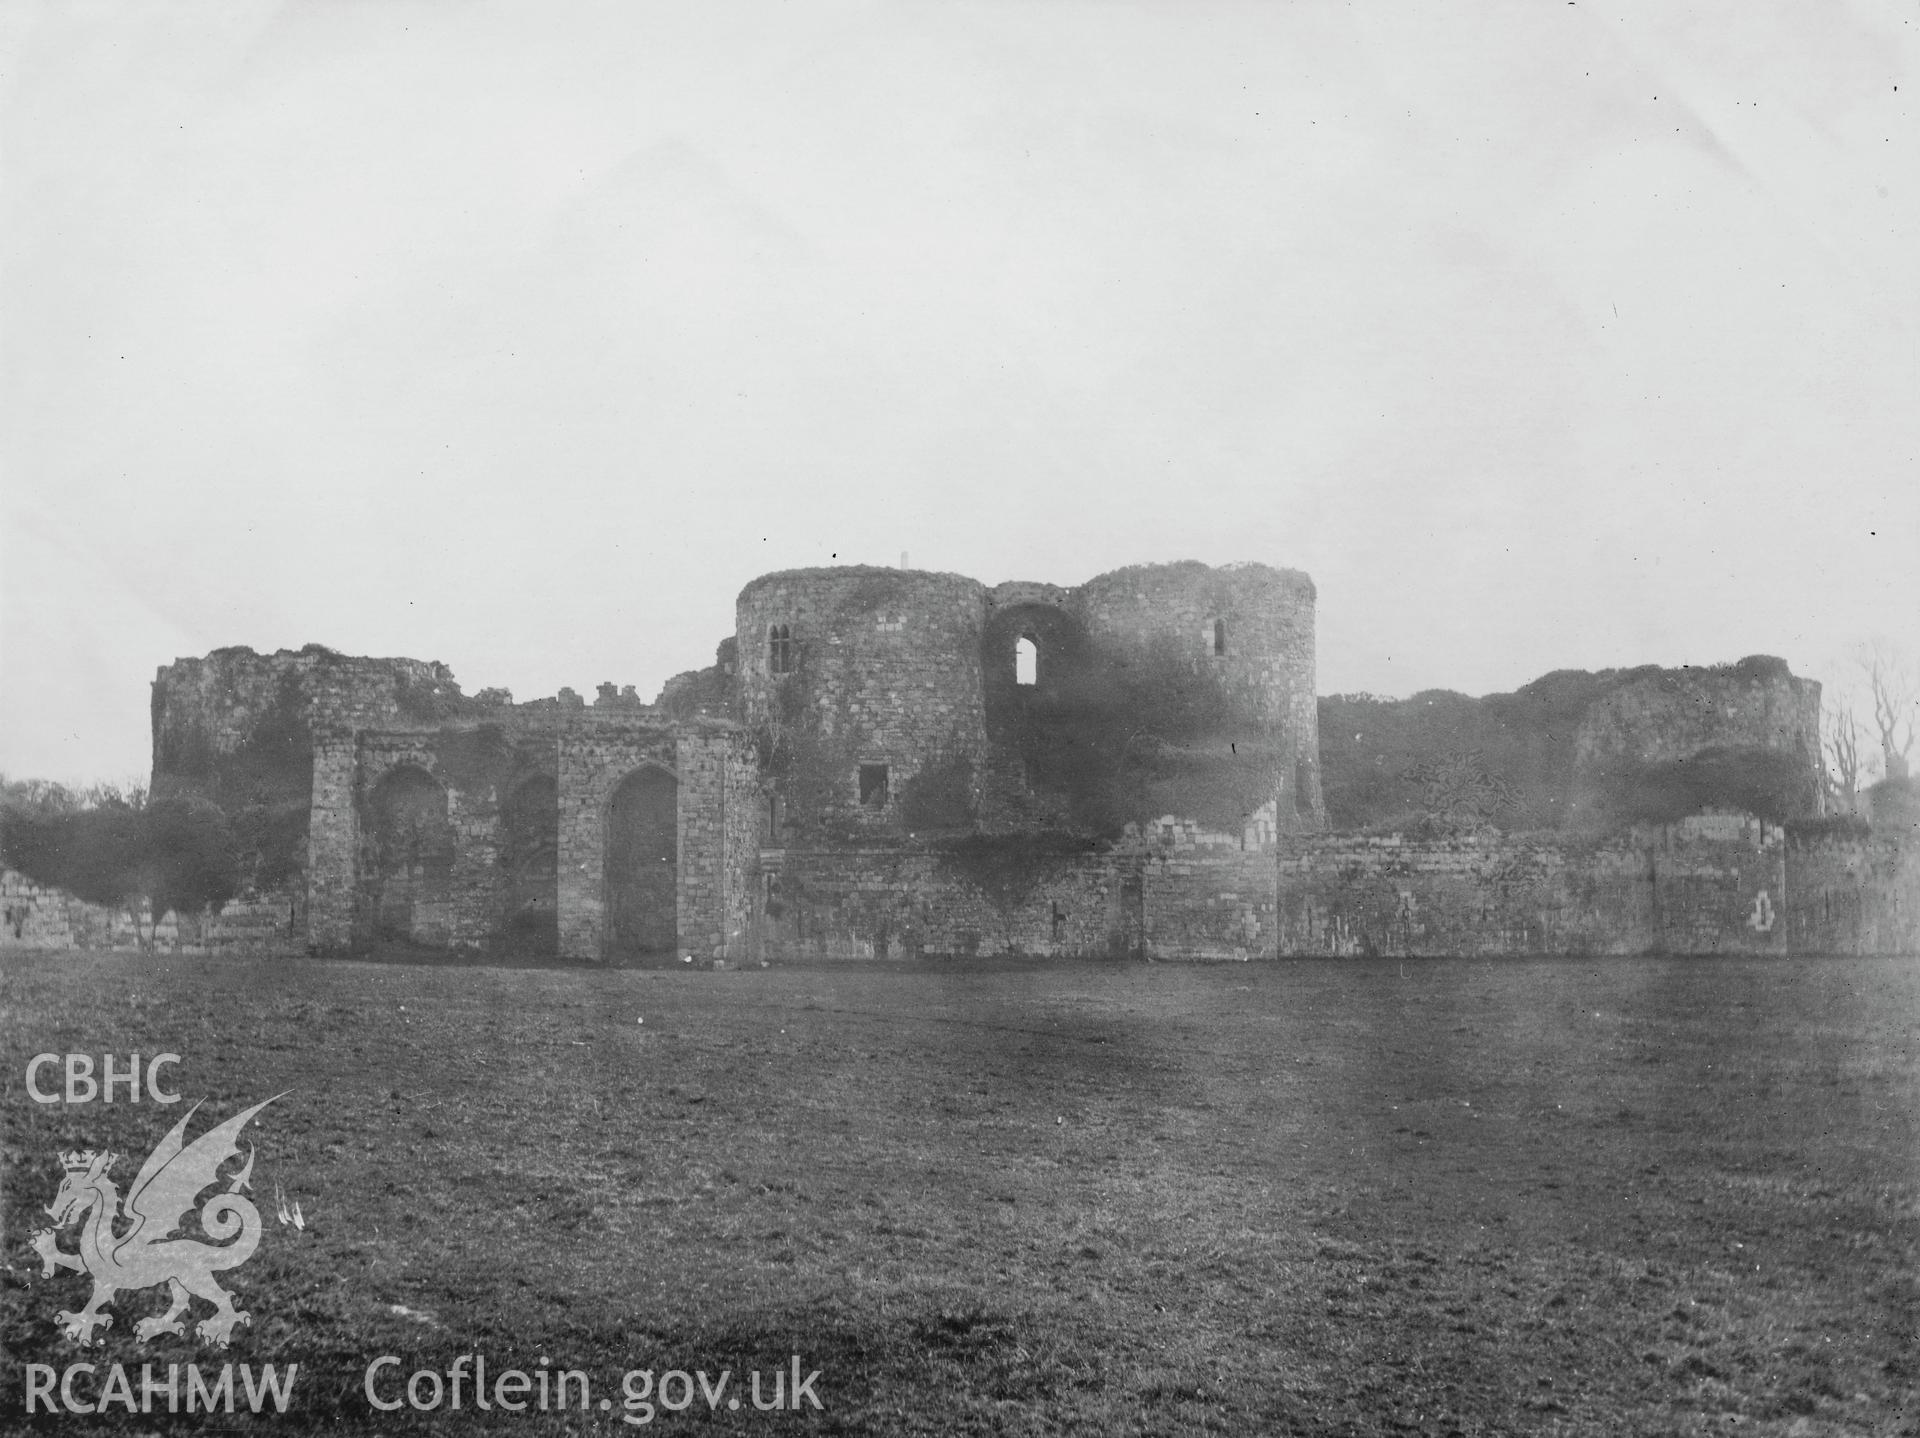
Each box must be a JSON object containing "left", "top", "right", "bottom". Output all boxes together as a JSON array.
[{"left": 22, "top": 560, "right": 1888, "bottom": 965}]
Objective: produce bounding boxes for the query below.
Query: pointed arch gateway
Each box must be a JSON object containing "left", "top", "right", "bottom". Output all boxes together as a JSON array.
[
  {"left": 367, "top": 764, "right": 454, "bottom": 944},
  {"left": 606, "top": 764, "right": 679, "bottom": 954}
]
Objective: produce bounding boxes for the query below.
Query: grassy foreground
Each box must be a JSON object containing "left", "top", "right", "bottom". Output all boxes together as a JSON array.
[{"left": 2, "top": 950, "right": 1916, "bottom": 1436}]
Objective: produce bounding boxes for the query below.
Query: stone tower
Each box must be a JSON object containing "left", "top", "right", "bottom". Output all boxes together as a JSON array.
[{"left": 736, "top": 567, "right": 993, "bottom": 838}]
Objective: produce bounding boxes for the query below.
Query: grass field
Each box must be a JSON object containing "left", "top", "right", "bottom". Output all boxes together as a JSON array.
[{"left": 3, "top": 949, "right": 1916, "bottom": 1435}]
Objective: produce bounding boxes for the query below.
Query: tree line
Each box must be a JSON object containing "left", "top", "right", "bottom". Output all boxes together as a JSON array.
[{"left": 0, "top": 779, "right": 239, "bottom": 946}]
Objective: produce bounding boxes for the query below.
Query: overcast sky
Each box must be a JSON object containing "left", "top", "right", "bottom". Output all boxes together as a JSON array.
[{"left": 3, "top": 1, "right": 1914, "bottom": 785}]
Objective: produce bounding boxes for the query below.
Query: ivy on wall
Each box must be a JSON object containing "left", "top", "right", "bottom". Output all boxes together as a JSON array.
[{"left": 1004, "top": 632, "right": 1273, "bottom": 837}]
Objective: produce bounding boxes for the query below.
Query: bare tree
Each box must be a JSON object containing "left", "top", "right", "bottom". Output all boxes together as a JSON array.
[
  {"left": 1858, "top": 641, "right": 1916, "bottom": 785},
  {"left": 1823, "top": 698, "right": 1863, "bottom": 812}
]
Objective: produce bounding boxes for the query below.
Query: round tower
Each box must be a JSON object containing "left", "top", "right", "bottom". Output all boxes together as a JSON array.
[
  {"left": 736, "top": 567, "right": 991, "bottom": 837},
  {"left": 1067, "top": 561, "right": 1323, "bottom": 831}
]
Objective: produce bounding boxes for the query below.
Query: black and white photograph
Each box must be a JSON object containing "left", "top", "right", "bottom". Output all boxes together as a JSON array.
[{"left": 2, "top": 3, "right": 1916, "bottom": 1432}]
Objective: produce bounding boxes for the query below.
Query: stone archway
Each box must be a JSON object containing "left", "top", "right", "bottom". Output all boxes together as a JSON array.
[
  {"left": 367, "top": 764, "right": 454, "bottom": 945},
  {"left": 606, "top": 766, "right": 678, "bottom": 955}
]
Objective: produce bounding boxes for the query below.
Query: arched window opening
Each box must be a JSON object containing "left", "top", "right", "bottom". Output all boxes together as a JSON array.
[
  {"left": 769, "top": 624, "right": 793, "bottom": 675},
  {"left": 1015, "top": 635, "right": 1038, "bottom": 687},
  {"left": 1213, "top": 619, "right": 1227, "bottom": 657}
]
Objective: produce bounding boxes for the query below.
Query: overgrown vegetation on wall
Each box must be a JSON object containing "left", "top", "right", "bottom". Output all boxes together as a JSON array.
[
  {"left": 1320, "top": 673, "right": 1614, "bottom": 832},
  {"left": 153, "top": 667, "right": 314, "bottom": 893},
  {"left": 1318, "top": 658, "right": 1806, "bottom": 833},
  {"left": 934, "top": 831, "right": 1090, "bottom": 908},
  {"left": 390, "top": 665, "right": 477, "bottom": 724},
  {"left": 757, "top": 647, "right": 839, "bottom": 838},
  {"left": 0, "top": 786, "right": 238, "bottom": 943},
  {"left": 1006, "top": 633, "right": 1274, "bottom": 836},
  {"left": 427, "top": 723, "right": 517, "bottom": 792},
  {"left": 898, "top": 751, "right": 977, "bottom": 831},
  {"left": 1585, "top": 746, "right": 1817, "bottom": 828},
  {"left": 654, "top": 638, "right": 739, "bottom": 719}
]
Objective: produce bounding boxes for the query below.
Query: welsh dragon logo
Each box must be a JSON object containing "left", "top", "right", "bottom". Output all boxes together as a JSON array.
[{"left": 32, "top": 1096, "right": 285, "bottom": 1348}]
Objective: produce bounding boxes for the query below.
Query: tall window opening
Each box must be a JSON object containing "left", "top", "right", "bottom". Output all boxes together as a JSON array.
[
  {"left": 769, "top": 624, "right": 793, "bottom": 675},
  {"left": 1213, "top": 619, "right": 1227, "bottom": 656},
  {"left": 859, "top": 763, "right": 890, "bottom": 808},
  {"left": 1015, "top": 635, "right": 1038, "bottom": 686}
]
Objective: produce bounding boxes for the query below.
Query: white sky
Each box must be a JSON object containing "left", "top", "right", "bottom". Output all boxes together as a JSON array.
[{"left": 3, "top": 1, "right": 1915, "bottom": 785}]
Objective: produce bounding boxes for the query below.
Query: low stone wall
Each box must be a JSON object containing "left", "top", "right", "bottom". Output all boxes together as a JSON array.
[
  {"left": 1275, "top": 833, "right": 1651, "bottom": 957},
  {"left": 762, "top": 844, "right": 1277, "bottom": 961},
  {"left": 1650, "top": 815, "right": 1788, "bottom": 954},
  {"left": 12, "top": 824, "right": 1914, "bottom": 961},
  {"left": 1, "top": 868, "right": 304, "bottom": 955},
  {"left": 1273, "top": 817, "right": 1914, "bottom": 958},
  {"left": 1783, "top": 836, "right": 1920, "bottom": 955},
  {"left": 1142, "top": 849, "right": 1276, "bottom": 960},
  {"left": 763, "top": 847, "right": 1130, "bottom": 960}
]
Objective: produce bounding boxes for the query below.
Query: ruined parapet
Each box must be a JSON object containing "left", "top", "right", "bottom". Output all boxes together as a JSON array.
[
  {"left": 150, "top": 646, "right": 480, "bottom": 914},
  {"left": 653, "top": 637, "right": 739, "bottom": 720},
  {"left": 735, "top": 567, "right": 992, "bottom": 838},
  {"left": 987, "top": 580, "right": 1073, "bottom": 612},
  {"left": 150, "top": 646, "right": 477, "bottom": 805},
  {"left": 1568, "top": 657, "right": 1823, "bottom": 828}
]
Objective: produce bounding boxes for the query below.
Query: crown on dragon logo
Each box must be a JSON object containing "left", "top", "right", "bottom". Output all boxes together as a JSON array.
[{"left": 37, "top": 1096, "right": 286, "bottom": 1348}]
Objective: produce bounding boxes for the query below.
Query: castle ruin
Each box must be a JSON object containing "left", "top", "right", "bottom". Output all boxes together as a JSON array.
[
  {"left": 145, "top": 560, "right": 1322, "bottom": 961},
  {"left": 0, "top": 556, "right": 1887, "bottom": 960}
]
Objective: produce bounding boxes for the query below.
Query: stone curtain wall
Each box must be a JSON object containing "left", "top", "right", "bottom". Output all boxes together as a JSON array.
[
  {"left": 20, "top": 830, "right": 1917, "bottom": 960},
  {"left": 1273, "top": 819, "right": 1835, "bottom": 958},
  {"left": 765, "top": 847, "right": 1131, "bottom": 960},
  {"left": 1276, "top": 834, "right": 1648, "bottom": 957},
  {"left": 2, "top": 868, "right": 303, "bottom": 955},
  {"left": 762, "top": 845, "right": 1276, "bottom": 962},
  {"left": 1142, "top": 849, "right": 1279, "bottom": 960},
  {"left": 1648, "top": 815, "right": 1789, "bottom": 954},
  {"left": 1784, "top": 836, "right": 1920, "bottom": 955}
]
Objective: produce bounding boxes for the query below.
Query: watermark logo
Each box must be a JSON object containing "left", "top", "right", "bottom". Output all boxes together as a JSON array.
[
  {"left": 33, "top": 1094, "right": 286, "bottom": 1348},
  {"left": 25, "top": 1051, "right": 182, "bottom": 1104}
]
